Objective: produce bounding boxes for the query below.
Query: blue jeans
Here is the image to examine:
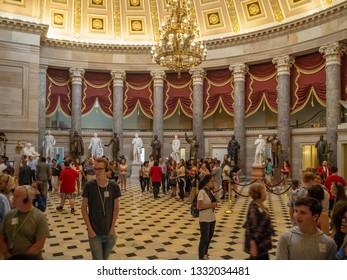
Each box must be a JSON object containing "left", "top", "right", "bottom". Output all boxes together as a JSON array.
[{"left": 88, "top": 234, "right": 116, "bottom": 260}]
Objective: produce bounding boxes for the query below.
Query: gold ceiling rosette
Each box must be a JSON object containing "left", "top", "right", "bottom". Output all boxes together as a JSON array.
[{"left": 151, "top": 0, "right": 207, "bottom": 77}]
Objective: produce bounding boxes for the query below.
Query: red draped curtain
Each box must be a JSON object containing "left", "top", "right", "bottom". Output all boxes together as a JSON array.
[
  {"left": 246, "top": 63, "right": 277, "bottom": 116},
  {"left": 124, "top": 73, "right": 153, "bottom": 118},
  {"left": 204, "top": 69, "right": 234, "bottom": 118},
  {"left": 164, "top": 72, "right": 193, "bottom": 118},
  {"left": 46, "top": 69, "right": 71, "bottom": 116},
  {"left": 291, "top": 52, "right": 326, "bottom": 113},
  {"left": 82, "top": 72, "right": 112, "bottom": 117}
]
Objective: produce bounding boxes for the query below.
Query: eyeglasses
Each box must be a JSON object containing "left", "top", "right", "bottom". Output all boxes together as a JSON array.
[{"left": 94, "top": 168, "right": 105, "bottom": 172}]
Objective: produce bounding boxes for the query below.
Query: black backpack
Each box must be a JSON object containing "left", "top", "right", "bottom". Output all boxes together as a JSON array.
[{"left": 190, "top": 188, "right": 216, "bottom": 218}]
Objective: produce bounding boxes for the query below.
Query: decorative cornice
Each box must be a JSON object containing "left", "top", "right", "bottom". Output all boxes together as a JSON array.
[
  {"left": 229, "top": 64, "right": 248, "bottom": 81},
  {"left": 272, "top": 56, "right": 295, "bottom": 76},
  {"left": 319, "top": 42, "right": 344, "bottom": 66},
  {"left": 0, "top": 16, "right": 48, "bottom": 36}
]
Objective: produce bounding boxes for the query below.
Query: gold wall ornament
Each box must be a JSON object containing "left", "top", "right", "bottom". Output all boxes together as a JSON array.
[
  {"left": 288, "top": 0, "right": 311, "bottom": 9},
  {"left": 204, "top": 8, "right": 224, "bottom": 29},
  {"left": 51, "top": 10, "right": 66, "bottom": 28},
  {"left": 226, "top": 0, "right": 240, "bottom": 32},
  {"left": 74, "top": 0, "right": 82, "bottom": 38},
  {"left": 270, "top": 0, "right": 284, "bottom": 22},
  {"left": 128, "top": 17, "right": 145, "bottom": 34},
  {"left": 113, "top": 0, "right": 122, "bottom": 40},
  {"left": 151, "top": 0, "right": 207, "bottom": 77},
  {"left": 128, "top": 0, "right": 142, "bottom": 9},
  {"left": 149, "top": 0, "right": 160, "bottom": 41},
  {"left": 89, "top": 0, "right": 106, "bottom": 8},
  {"left": 4, "top": 0, "right": 25, "bottom": 6},
  {"left": 89, "top": 15, "right": 107, "bottom": 32},
  {"left": 322, "top": 0, "right": 333, "bottom": 6},
  {"left": 243, "top": 0, "right": 265, "bottom": 21}
]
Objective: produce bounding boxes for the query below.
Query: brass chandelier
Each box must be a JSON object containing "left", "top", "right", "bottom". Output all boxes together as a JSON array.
[{"left": 151, "top": 0, "right": 207, "bottom": 77}]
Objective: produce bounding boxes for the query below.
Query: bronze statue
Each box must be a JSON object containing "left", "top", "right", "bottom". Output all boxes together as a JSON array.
[
  {"left": 151, "top": 134, "right": 161, "bottom": 161},
  {"left": 266, "top": 134, "right": 282, "bottom": 166},
  {"left": 227, "top": 135, "right": 240, "bottom": 164},
  {"left": 105, "top": 133, "right": 120, "bottom": 161},
  {"left": 315, "top": 135, "right": 328, "bottom": 165},
  {"left": 185, "top": 132, "right": 199, "bottom": 160},
  {"left": 70, "top": 131, "right": 84, "bottom": 159}
]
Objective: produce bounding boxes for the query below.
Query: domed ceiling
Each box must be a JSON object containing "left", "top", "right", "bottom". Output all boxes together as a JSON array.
[{"left": 0, "top": 0, "right": 341, "bottom": 45}]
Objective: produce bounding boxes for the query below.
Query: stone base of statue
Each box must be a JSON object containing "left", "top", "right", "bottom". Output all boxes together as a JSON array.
[
  {"left": 130, "top": 161, "right": 142, "bottom": 179},
  {"left": 251, "top": 165, "right": 264, "bottom": 180},
  {"left": 273, "top": 167, "right": 281, "bottom": 185}
]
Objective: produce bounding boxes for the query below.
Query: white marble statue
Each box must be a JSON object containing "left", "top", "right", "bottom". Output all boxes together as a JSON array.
[
  {"left": 23, "top": 143, "right": 40, "bottom": 158},
  {"left": 253, "top": 134, "right": 266, "bottom": 166},
  {"left": 171, "top": 135, "right": 181, "bottom": 162},
  {"left": 88, "top": 133, "right": 103, "bottom": 158},
  {"left": 132, "top": 133, "right": 143, "bottom": 162},
  {"left": 42, "top": 130, "right": 56, "bottom": 158}
]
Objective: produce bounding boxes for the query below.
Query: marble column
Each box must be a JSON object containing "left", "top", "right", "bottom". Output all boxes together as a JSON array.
[
  {"left": 189, "top": 68, "right": 206, "bottom": 159},
  {"left": 229, "top": 64, "right": 248, "bottom": 170},
  {"left": 150, "top": 70, "right": 166, "bottom": 145},
  {"left": 111, "top": 70, "right": 126, "bottom": 156},
  {"left": 319, "top": 42, "right": 344, "bottom": 166},
  {"left": 69, "top": 68, "right": 85, "bottom": 136},
  {"left": 272, "top": 55, "right": 294, "bottom": 162},
  {"left": 38, "top": 65, "right": 48, "bottom": 155}
]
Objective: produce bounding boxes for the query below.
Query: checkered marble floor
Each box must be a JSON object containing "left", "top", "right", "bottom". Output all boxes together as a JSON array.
[{"left": 42, "top": 180, "right": 293, "bottom": 260}]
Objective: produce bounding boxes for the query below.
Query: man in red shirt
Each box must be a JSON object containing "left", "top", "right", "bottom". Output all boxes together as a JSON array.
[
  {"left": 324, "top": 166, "right": 346, "bottom": 212},
  {"left": 150, "top": 161, "right": 162, "bottom": 199},
  {"left": 56, "top": 160, "right": 79, "bottom": 214},
  {"left": 316, "top": 160, "right": 331, "bottom": 182}
]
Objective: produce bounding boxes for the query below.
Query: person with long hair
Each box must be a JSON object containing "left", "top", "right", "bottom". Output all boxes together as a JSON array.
[
  {"left": 176, "top": 159, "right": 186, "bottom": 202},
  {"left": 244, "top": 183, "right": 275, "bottom": 260},
  {"left": 118, "top": 158, "right": 128, "bottom": 192},
  {"left": 197, "top": 174, "right": 217, "bottom": 260}
]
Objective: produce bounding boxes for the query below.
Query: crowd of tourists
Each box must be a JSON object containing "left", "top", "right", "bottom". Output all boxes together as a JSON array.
[{"left": 1, "top": 153, "right": 347, "bottom": 261}]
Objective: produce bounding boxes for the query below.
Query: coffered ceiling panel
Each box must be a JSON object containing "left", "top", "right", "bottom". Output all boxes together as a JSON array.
[{"left": 0, "top": 0, "right": 343, "bottom": 43}]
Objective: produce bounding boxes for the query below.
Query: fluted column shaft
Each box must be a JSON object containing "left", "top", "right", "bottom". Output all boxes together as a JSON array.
[
  {"left": 319, "top": 42, "right": 343, "bottom": 166},
  {"left": 69, "top": 68, "right": 85, "bottom": 136},
  {"left": 229, "top": 64, "right": 248, "bottom": 170},
  {"left": 38, "top": 65, "right": 48, "bottom": 155},
  {"left": 272, "top": 55, "right": 294, "bottom": 162},
  {"left": 190, "top": 68, "right": 206, "bottom": 159},
  {"left": 111, "top": 70, "right": 126, "bottom": 156},
  {"left": 150, "top": 70, "right": 166, "bottom": 145}
]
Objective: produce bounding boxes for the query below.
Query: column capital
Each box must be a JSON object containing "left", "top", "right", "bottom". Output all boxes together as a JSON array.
[
  {"left": 319, "top": 42, "right": 344, "bottom": 66},
  {"left": 272, "top": 55, "right": 294, "bottom": 76},
  {"left": 150, "top": 70, "right": 166, "bottom": 87},
  {"left": 69, "top": 68, "right": 85, "bottom": 85},
  {"left": 189, "top": 68, "right": 206, "bottom": 85},
  {"left": 39, "top": 64, "right": 48, "bottom": 74},
  {"left": 111, "top": 70, "right": 126, "bottom": 87},
  {"left": 229, "top": 63, "right": 248, "bottom": 81}
]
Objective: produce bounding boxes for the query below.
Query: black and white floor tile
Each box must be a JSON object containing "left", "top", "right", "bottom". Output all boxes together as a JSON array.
[{"left": 42, "top": 180, "right": 292, "bottom": 260}]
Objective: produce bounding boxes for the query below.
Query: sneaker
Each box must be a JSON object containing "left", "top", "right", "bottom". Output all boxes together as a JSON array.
[
  {"left": 203, "top": 254, "right": 210, "bottom": 260},
  {"left": 71, "top": 209, "right": 76, "bottom": 215},
  {"left": 56, "top": 206, "right": 63, "bottom": 211}
]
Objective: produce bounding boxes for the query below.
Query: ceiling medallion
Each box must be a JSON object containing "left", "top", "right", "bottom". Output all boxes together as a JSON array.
[{"left": 151, "top": 0, "right": 207, "bottom": 77}]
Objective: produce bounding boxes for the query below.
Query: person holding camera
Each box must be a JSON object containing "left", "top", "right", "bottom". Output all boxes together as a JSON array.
[{"left": 197, "top": 174, "right": 218, "bottom": 260}]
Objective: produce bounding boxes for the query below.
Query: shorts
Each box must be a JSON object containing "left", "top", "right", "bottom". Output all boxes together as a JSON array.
[
  {"left": 119, "top": 174, "right": 127, "bottom": 181},
  {"left": 60, "top": 192, "right": 77, "bottom": 200}
]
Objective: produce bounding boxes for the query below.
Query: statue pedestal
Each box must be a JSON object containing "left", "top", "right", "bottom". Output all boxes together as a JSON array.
[
  {"left": 130, "top": 161, "right": 142, "bottom": 179},
  {"left": 251, "top": 165, "right": 264, "bottom": 180}
]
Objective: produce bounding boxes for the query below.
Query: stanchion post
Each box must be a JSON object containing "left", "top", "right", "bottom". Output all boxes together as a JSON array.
[{"left": 225, "top": 182, "right": 233, "bottom": 214}]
